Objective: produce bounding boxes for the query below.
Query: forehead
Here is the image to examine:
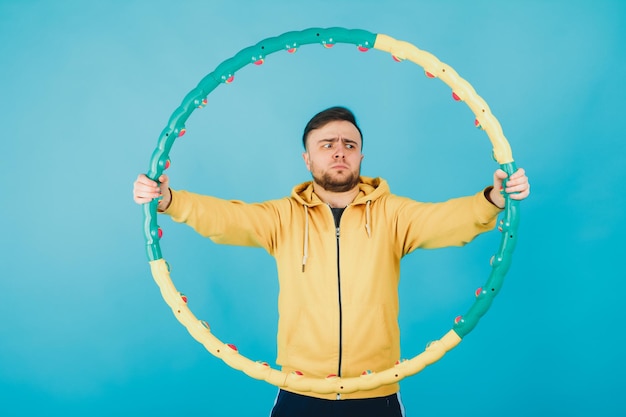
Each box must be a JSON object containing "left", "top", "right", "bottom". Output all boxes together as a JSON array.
[{"left": 307, "top": 120, "right": 362, "bottom": 143}]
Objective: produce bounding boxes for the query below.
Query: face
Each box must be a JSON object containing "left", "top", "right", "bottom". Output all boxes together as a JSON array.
[{"left": 302, "top": 120, "right": 364, "bottom": 193}]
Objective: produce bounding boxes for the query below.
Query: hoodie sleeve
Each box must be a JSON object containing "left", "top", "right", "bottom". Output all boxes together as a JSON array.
[
  {"left": 162, "top": 189, "right": 282, "bottom": 252},
  {"left": 395, "top": 188, "right": 501, "bottom": 255}
]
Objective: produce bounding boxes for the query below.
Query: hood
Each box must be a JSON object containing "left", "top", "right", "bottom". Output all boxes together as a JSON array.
[
  {"left": 292, "top": 177, "right": 389, "bottom": 272},
  {"left": 290, "top": 176, "right": 390, "bottom": 206}
]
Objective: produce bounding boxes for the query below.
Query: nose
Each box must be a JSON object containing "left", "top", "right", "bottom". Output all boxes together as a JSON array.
[{"left": 333, "top": 147, "right": 345, "bottom": 159}]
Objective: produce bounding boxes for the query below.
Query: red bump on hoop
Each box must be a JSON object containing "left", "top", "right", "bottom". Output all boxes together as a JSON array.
[{"left": 195, "top": 98, "right": 208, "bottom": 109}]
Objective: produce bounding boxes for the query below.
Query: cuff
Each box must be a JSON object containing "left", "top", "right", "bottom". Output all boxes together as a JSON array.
[{"left": 483, "top": 186, "right": 503, "bottom": 209}]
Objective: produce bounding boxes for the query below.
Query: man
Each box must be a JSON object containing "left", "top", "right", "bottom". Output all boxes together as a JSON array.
[{"left": 133, "top": 106, "right": 530, "bottom": 417}]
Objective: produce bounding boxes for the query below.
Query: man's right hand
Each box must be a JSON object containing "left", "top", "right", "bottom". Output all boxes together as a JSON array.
[{"left": 133, "top": 174, "right": 172, "bottom": 211}]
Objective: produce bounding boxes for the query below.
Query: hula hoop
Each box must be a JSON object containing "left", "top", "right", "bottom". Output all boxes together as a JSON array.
[{"left": 142, "top": 27, "right": 519, "bottom": 395}]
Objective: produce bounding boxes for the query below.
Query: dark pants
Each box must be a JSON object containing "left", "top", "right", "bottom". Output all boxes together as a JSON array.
[{"left": 270, "top": 390, "right": 405, "bottom": 417}]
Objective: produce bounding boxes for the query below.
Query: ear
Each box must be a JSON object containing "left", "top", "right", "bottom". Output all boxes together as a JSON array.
[{"left": 302, "top": 151, "right": 311, "bottom": 171}]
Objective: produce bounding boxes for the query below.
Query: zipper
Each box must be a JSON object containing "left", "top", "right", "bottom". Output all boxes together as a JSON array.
[
  {"left": 329, "top": 205, "right": 345, "bottom": 400},
  {"left": 335, "top": 223, "right": 343, "bottom": 381}
]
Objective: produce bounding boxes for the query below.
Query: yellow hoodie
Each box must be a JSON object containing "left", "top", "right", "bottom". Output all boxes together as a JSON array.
[{"left": 164, "top": 177, "right": 500, "bottom": 400}]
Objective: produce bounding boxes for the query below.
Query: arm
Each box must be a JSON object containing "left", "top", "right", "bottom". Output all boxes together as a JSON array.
[
  {"left": 165, "top": 189, "right": 282, "bottom": 249},
  {"left": 398, "top": 167, "right": 530, "bottom": 253},
  {"left": 133, "top": 173, "right": 280, "bottom": 250},
  {"left": 397, "top": 190, "right": 501, "bottom": 253}
]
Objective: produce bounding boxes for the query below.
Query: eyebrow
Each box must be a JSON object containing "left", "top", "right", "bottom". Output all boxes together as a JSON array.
[{"left": 317, "top": 137, "right": 360, "bottom": 146}]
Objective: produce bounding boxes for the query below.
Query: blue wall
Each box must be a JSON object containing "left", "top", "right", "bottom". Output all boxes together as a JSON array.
[{"left": 1, "top": 0, "right": 624, "bottom": 415}]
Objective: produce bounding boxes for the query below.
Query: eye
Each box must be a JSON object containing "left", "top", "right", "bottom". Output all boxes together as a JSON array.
[
  {"left": 323, "top": 143, "right": 333, "bottom": 149},
  {"left": 346, "top": 144, "right": 354, "bottom": 149}
]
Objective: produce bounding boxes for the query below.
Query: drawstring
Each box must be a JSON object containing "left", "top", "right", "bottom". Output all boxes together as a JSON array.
[
  {"left": 302, "top": 205, "right": 309, "bottom": 272},
  {"left": 365, "top": 200, "right": 371, "bottom": 238},
  {"left": 301, "top": 200, "right": 371, "bottom": 273}
]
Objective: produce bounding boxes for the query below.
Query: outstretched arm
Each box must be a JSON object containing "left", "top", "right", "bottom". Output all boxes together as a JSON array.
[
  {"left": 488, "top": 168, "right": 530, "bottom": 209},
  {"left": 133, "top": 174, "right": 172, "bottom": 211}
]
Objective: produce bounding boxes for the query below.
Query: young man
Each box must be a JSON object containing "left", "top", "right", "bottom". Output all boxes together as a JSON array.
[{"left": 133, "top": 107, "right": 530, "bottom": 417}]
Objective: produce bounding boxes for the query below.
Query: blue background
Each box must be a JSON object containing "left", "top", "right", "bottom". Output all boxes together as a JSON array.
[{"left": 2, "top": 0, "right": 625, "bottom": 416}]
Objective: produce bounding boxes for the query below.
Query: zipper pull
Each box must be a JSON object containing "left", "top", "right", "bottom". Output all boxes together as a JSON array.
[{"left": 336, "top": 227, "right": 340, "bottom": 239}]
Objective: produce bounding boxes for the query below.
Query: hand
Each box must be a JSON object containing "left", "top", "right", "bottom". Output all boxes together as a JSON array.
[
  {"left": 133, "top": 174, "right": 172, "bottom": 210},
  {"left": 489, "top": 168, "right": 530, "bottom": 208}
]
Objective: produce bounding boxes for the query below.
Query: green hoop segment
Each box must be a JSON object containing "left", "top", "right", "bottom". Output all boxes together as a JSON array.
[{"left": 143, "top": 27, "right": 520, "bottom": 394}]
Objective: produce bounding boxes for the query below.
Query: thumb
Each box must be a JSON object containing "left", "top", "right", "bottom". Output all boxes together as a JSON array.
[
  {"left": 494, "top": 168, "right": 508, "bottom": 180},
  {"left": 493, "top": 169, "right": 508, "bottom": 190}
]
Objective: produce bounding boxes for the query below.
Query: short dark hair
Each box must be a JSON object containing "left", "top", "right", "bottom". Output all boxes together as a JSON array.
[{"left": 302, "top": 106, "right": 363, "bottom": 149}]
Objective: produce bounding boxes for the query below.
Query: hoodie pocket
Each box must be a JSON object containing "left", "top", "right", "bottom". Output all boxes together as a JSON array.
[
  {"left": 341, "top": 303, "right": 399, "bottom": 374},
  {"left": 284, "top": 306, "right": 339, "bottom": 375}
]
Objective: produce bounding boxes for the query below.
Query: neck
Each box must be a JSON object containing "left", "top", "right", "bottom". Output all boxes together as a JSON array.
[{"left": 312, "top": 182, "right": 360, "bottom": 208}]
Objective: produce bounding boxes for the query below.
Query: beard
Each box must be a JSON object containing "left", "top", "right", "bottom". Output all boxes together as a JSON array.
[{"left": 312, "top": 169, "right": 360, "bottom": 193}]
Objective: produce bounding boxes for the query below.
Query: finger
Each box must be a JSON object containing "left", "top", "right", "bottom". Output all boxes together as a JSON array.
[
  {"left": 505, "top": 182, "right": 530, "bottom": 199},
  {"left": 508, "top": 167, "right": 526, "bottom": 180},
  {"left": 505, "top": 182, "right": 528, "bottom": 193},
  {"left": 136, "top": 174, "right": 158, "bottom": 188},
  {"left": 133, "top": 188, "right": 160, "bottom": 202},
  {"left": 134, "top": 177, "right": 159, "bottom": 192},
  {"left": 509, "top": 188, "right": 530, "bottom": 200},
  {"left": 505, "top": 172, "right": 528, "bottom": 187},
  {"left": 133, "top": 186, "right": 157, "bottom": 202},
  {"left": 133, "top": 195, "right": 153, "bottom": 204},
  {"left": 134, "top": 177, "right": 162, "bottom": 201}
]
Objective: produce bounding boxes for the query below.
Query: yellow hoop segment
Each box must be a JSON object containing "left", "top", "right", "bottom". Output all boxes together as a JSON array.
[
  {"left": 150, "top": 259, "right": 461, "bottom": 394},
  {"left": 373, "top": 34, "right": 513, "bottom": 164}
]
